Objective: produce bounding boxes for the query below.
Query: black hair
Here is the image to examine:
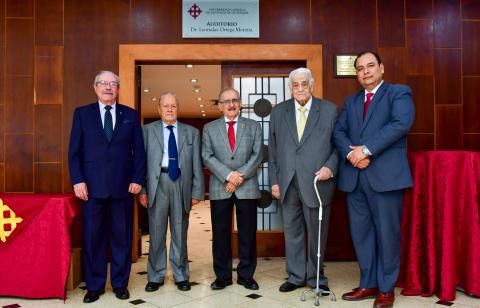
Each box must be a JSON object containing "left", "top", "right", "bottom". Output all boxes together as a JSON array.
[{"left": 354, "top": 51, "right": 382, "bottom": 69}]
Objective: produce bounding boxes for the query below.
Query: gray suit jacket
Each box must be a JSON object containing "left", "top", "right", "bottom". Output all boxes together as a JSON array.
[
  {"left": 142, "top": 121, "right": 204, "bottom": 213},
  {"left": 202, "top": 117, "right": 262, "bottom": 200},
  {"left": 268, "top": 97, "right": 339, "bottom": 207}
]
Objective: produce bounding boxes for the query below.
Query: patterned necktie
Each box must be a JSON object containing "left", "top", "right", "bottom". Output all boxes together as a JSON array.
[
  {"left": 104, "top": 105, "right": 113, "bottom": 141},
  {"left": 363, "top": 92, "right": 374, "bottom": 120},
  {"left": 166, "top": 125, "right": 180, "bottom": 181},
  {"left": 227, "top": 121, "right": 236, "bottom": 152},
  {"left": 297, "top": 106, "right": 307, "bottom": 140}
]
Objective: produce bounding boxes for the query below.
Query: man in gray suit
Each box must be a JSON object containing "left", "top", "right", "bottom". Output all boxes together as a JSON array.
[
  {"left": 139, "top": 92, "right": 204, "bottom": 292},
  {"left": 269, "top": 68, "right": 339, "bottom": 293},
  {"left": 202, "top": 87, "right": 263, "bottom": 291}
]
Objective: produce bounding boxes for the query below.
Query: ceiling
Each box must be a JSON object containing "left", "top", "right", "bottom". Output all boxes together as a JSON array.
[{"left": 140, "top": 64, "right": 223, "bottom": 119}]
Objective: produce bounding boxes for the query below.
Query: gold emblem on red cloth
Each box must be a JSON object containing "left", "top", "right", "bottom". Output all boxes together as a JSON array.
[{"left": 0, "top": 199, "right": 23, "bottom": 243}]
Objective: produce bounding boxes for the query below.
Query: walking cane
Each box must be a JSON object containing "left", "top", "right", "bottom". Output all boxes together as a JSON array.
[{"left": 300, "top": 175, "right": 337, "bottom": 306}]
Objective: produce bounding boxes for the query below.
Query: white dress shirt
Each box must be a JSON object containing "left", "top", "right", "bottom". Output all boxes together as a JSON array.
[
  {"left": 294, "top": 97, "right": 312, "bottom": 124},
  {"left": 225, "top": 115, "right": 239, "bottom": 181},
  {"left": 98, "top": 101, "right": 116, "bottom": 128},
  {"left": 161, "top": 121, "right": 179, "bottom": 168}
]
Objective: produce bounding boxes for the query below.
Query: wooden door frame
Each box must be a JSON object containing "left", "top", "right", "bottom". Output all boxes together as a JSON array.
[{"left": 119, "top": 44, "right": 323, "bottom": 261}]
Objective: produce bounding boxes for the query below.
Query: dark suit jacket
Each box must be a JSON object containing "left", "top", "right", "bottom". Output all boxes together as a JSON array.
[
  {"left": 333, "top": 82, "right": 415, "bottom": 193},
  {"left": 268, "top": 97, "right": 339, "bottom": 207},
  {"left": 68, "top": 102, "right": 146, "bottom": 198}
]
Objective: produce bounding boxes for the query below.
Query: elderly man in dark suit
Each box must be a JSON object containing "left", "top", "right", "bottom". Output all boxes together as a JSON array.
[
  {"left": 68, "top": 70, "right": 146, "bottom": 303},
  {"left": 269, "top": 67, "right": 339, "bottom": 293},
  {"left": 333, "top": 51, "right": 415, "bottom": 308},
  {"left": 139, "top": 92, "right": 204, "bottom": 293},
  {"left": 202, "top": 87, "right": 263, "bottom": 291}
]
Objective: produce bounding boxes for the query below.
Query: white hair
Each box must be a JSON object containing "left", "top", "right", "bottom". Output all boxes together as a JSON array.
[
  {"left": 94, "top": 70, "right": 120, "bottom": 86},
  {"left": 288, "top": 67, "right": 314, "bottom": 87},
  {"left": 159, "top": 91, "right": 179, "bottom": 105}
]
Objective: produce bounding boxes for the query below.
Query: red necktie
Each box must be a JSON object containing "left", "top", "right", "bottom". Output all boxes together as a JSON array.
[
  {"left": 227, "top": 121, "right": 236, "bottom": 152},
  {"left": 363, "top": 92, "right": 374, "bottom": 120}
]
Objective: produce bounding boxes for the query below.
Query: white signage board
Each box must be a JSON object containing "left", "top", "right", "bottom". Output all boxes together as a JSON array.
[{"left": 182, "top": 0, "right": 259, "bottom": 38}]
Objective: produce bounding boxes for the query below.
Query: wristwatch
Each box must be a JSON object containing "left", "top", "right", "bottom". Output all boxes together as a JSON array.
[{"left": 362, "top": 146, "right": 370, "bottom": 156}]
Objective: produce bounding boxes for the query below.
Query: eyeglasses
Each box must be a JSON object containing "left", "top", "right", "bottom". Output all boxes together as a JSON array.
[
  {"left": 291, "top": 82, "right": 310, "bottom": 90},
  {"left": 96, "top": 80, "right": 120, "bottom": 88},
  {"left": 219, "top": 98, "right": 240, "bottom": 105}
]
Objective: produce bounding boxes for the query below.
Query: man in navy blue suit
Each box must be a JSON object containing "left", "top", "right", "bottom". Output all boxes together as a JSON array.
[
  {"left": 68, "top": 71, "right": 146, "bottom": 303},
  {"left": 333, "top": 52, "right": 415, "bottom": 308}
]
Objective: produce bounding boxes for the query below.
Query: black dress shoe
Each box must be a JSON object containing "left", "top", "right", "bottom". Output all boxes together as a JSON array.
[
  {"left": 237, "top": 277, "right": 259, "bottom": 290},
  {"left": 175, "top": 280, "right": 191, "bottom": 291},
  {"left": 145, "top": 281, "right": 164, "bottom": 292},
  {"left": 210, "top": 278, "right": 233, "bottom": 290},
  {"left": 113, "top": 287, "right": 130, "bottom": 300},
  {"left": 318, "top": 285, "right": 330, "bottom": 296},
  {"left": 83, "top": 289, "right": 105, "bottom": 303},
  {"left": 279, "top": 281, "right": 304, "bottom": 292}
]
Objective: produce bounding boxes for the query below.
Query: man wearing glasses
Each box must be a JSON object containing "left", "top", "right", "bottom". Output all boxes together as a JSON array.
[
  {"left": 269, "top": 68, "right": 339, "bottom": 293},
  {"left": 68, "top": 70, "right": 146, "bottom": 303},
  {"left": 202, "top": 87, "right": 263, "bottom": 291}
]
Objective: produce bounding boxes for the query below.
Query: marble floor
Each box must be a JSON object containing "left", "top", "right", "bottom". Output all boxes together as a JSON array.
[{"left": 1, "top": 201, "right": 479, "bottom": 308}]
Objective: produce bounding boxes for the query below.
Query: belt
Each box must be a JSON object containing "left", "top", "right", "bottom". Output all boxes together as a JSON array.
[{"left": 160, "top": 167, "right": 169, "bottom": 173}]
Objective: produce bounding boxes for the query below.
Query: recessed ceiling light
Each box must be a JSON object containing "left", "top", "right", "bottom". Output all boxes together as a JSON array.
[
  {"left": 194, "top": 89, "right": 201, "bottom": 93},
  {"left": 197, "top": 97, "right": 203, "bottom": 101},
  {"left": 201, "top": 110, "right": 205, "bottom": 113},
  {"left": 190, "top": 78, "right": 198, "bottom": 83},
  {"left": 143, "top": 89, "right": 150, "bottom": 92},
  {"left": 202, "top": 114, "right": 206, "bottom": 117},
  {"left": 152, "top": 98, "right": 157, "bottom": 101},
  {"left": 186, "top": 64, "right": 194, "bottom": 68},
  {"left": 199, "top": 104, "right": 204, "bottom": 107}
]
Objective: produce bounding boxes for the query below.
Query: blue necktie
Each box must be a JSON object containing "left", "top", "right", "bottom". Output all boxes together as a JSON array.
[
  {"left": 167, "top": 125, "right": 180, "bottom": 181},
  {"left": 104, "top": 106, "right": 113, "bottom": 141}
]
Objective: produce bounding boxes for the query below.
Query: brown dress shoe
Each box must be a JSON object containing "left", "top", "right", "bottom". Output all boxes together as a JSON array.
[
  {"left": 342, "top": 287, "right": 379, "bottom": 301},
  {"left": 373, "top": 292, "right": 395, "bottom": 308}
]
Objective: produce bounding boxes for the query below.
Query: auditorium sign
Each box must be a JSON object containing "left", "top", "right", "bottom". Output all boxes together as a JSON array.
[{"left": 182, "top": 0, "right": 259, "bottom": 38}]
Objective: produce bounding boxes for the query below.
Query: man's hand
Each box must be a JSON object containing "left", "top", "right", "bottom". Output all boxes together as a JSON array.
[
  {"left": 348, "top": 145, "right": 368, "bottom": 167},
  {"left": 191, "top": 199, "right": 201, "bottom": 206},
  {"left": 73, "top": 182, "right": 89, "bottom": 201},
  {"left": 226, "top": 182, "right": 236, "bottom": 193},
  {"left": 356, "top": 158, "right": 370, "bottom": 169},
  {"left": 228, "top": 171, "right": 244, "bottom": 186},
  {"left": 315, "top": 166, "right": 333, "bottom": 181},
  {"left": 129, "top": 183, "right": 142, "bottom": 194},
  {"left": 139, "top": 194, "right": 148, "bottom": 208},
  {"left": 271, "top": 184, "right": 280, "bottom": 200}
]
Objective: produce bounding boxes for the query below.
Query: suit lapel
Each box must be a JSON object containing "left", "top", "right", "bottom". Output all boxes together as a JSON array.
[
  {"left": 111, "top": 104, "right": 124, "bottom": 141},
  {"left": 284, "top": 100, "right": 299, "bottom": 146},
  {"left": 299, "top": 99, "right": 321, "bottom": 146},
  {"left": 361, "top": 82, "right": 389, "bottom": 130},
  {"left": 177, "top": 122, "right": 187, "bottom": 152},
  {"left": 153, "top": 121, "right": 164, "bottom": 151},
  {"left": 233, "top": 117, "right": 246, "bottom": 154},
  {"left": 354, "top": 91, "right": 364, "bottom": 127},
  {"left": 91, "top": 103, "right": 109, "bottom": 142},
  {"left": 217, "top": 118, "right": 231, "bottom": 152}
]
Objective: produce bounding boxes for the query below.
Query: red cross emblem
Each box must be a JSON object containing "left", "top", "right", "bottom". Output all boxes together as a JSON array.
[{"left": 188, "top": 3, "right": 202, "bottom": 19}]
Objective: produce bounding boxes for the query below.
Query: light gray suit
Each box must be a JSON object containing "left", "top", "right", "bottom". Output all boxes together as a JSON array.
[
  {"left": 269, "top": 97, "right": 339, "bottom": 287},
  {"left": 202, "top": 117, "right": 262, "bottom": 200},
  {"left": 142, "top": 120, "right": 204, "bottom": 283},
  {"left": 202, "top": 116, "right": 262, "bottom": 281}
]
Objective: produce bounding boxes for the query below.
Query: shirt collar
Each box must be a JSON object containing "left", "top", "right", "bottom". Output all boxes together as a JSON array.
[
  {"left": 98, "top": 101, "right": 116, "bottom": 110},
  {"left": 365, "top": 80, "right": 384, "bottom": 96},
  {"left": 224, "top": 116, "right": 239, "bottom": 123},
  {"left": 294, "top": 97, "right": 312, "bottom": 110},
  {"left": 162, "top": 121, "right": 177, "bottom": 128}
]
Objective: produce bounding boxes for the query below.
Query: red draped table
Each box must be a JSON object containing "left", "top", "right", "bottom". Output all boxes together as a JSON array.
[
  {"left": 398, "top": 151, "right": 480, "bottom": 301},
  {"left": 0, "top": 194, "right": 80, "bottom": 299}
]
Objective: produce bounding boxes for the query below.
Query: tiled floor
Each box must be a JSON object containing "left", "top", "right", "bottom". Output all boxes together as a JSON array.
[{"left": 1, "top": 201, "right": 479, "bottom": 307}]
